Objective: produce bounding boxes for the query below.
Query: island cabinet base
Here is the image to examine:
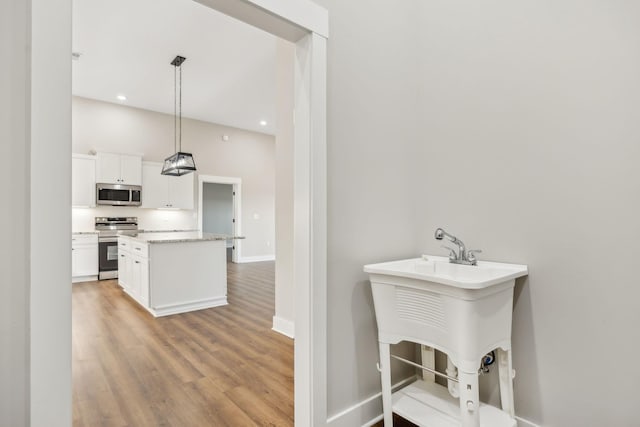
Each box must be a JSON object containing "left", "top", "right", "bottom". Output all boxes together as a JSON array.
[{"left": 147, "top": 239, "right": 228, "bottom": 317}]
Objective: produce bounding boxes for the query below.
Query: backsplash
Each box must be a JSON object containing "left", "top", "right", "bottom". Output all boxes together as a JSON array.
[{"left": 72, "top": 206, "right": 197, "bottom": 232}]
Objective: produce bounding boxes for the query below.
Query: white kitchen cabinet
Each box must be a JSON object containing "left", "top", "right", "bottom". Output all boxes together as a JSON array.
[
  {"left": 118, "top": 236, "right": 149, "bottom": 307},
  {"left": 118, "top": 248, "right": 130, "bottom": 290},
  {"left": 141, "top": 161, "right": 194, "bottom": 209},
  {"left": 130, "top": 255, "right": 149, "bottom": 306},
  {"left": 120, "top": 154, "right": 142, "bottom": 185},
  {"left": 72, "top": 154, "right": 96, "bottom": 207},
  {"left": 72, "top": 234, "right": 98, "bottom": 282},
  {"left": 168, "top": 171, "right": 195, "bottom": 210},
  {"left": 96, "top": 152, "right": 142, "bottom": 185}
]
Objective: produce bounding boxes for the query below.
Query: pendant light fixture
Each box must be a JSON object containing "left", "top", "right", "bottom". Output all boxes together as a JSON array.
[{"left": 161, "top": 55, "right": 197, "bottom": 176}]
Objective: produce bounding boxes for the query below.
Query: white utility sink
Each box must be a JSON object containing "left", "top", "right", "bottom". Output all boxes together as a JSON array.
[
  {"left": 364, "top": 255, "right": 528, "bottom": 290},
  {"left": 365, "top": 255, "right": 528, "bottom": 427}
]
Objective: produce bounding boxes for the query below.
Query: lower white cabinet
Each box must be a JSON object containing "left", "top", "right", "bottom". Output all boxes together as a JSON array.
[
  {"left": 72, "top": 234, "right": 98, "bottom": 281},
  {"left": 118, "top": 236, "right": 149, "bottom": 307},
  {"left": 130, "top": 255, "right": 149, "bottom": 307},
  {"left": 118, "top": 249, "right": 131, "bottom": 289}
]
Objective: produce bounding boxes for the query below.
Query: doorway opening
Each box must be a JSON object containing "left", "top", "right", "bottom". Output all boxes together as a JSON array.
[
  {"left": 37, "top": 0, "right": 327, "bottom": 425},
  {"left": 198, "top": 175, "right": 242, "bottom": 263},
  {"left": 203, "top": 183, "right": 234, "bottom": 260}
]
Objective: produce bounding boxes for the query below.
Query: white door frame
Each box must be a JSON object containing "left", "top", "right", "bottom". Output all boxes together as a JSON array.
[
  {"left": 198, "top": 174, "right": 242, "bottom": 263},
  {"left": 193, "top": 1, "right": 328, "bottom": 425}
]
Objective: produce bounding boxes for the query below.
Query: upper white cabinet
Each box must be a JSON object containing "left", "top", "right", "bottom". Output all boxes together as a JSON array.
[
  {"left": 168, "top": 171, "right": 195, "bottom": 210},
  {"left": 72, "top": 154, "right": 96, "bottom": 207},
  {"left": 141, "top": 162, "right": 194, "bottom": 210},
  {"left": 96, "top": 152, "right": 142, "bottom": 185}
]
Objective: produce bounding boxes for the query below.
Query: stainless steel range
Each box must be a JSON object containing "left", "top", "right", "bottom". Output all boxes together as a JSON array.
[{"left": 95, "top": 217, "right": 138, "bottom": 280}]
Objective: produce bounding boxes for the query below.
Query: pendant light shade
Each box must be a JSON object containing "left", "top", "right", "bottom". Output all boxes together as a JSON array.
[
  {"left": 162, "top": 152, "right": 196, "bottom": 176},
  {"left": 162, "top": 55, "right": 197, "bottom": 176}
]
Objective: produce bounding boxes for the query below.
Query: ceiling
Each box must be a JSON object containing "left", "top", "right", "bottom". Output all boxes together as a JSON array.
[{"left": 72, "top": 0, "right": 278, "bottom": 135}]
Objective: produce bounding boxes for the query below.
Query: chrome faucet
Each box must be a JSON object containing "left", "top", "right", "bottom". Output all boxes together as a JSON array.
[{"left": 434, "top": 228, "right": 481, "bottom": 265}]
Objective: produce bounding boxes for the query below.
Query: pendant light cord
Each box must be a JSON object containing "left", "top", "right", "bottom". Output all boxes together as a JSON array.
[
  {"left": 174, "top": 64, "right": 177, "bottom": 155},
  {"left": 163, "top": 55, "right": 194, "bottom": 175},
  {"left": 179, "top": 63, "right": 182, "bottom": 153}
]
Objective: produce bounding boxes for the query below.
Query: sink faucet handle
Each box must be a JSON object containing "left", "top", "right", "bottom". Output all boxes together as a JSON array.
[
  {"left": 467, "top": 249, "right": 482, "bottom": 264},
  {"left": 441, "top": 245, "right": 458, "bottom": 261}
]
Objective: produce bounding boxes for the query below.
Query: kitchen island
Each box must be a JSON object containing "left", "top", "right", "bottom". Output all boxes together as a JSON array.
[{"left": 117, "top": 231, "right": 243, "bottom": 317}]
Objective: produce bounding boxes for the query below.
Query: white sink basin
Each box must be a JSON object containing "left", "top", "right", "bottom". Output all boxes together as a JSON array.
[{"left": 364, "top": 255, "right": 528, "bottom": 290}]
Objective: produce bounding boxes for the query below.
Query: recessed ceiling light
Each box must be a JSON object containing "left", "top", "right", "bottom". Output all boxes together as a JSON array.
[
  {"left": 116, "top": 94, "right": 127, "bottom": 101},
  {"left": 259, "top": 120, "right": 267, "bottom": 126}
]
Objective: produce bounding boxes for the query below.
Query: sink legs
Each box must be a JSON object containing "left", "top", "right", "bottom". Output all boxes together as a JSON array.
[
  {"left": 497, "top": 348, "right": 515, "bottom": 417},
  {"left": 458, "top": 370, "right": 481, "bottom": 427},
  {"left": 378, "top": 342, "right": 393, "bottom": 426}
]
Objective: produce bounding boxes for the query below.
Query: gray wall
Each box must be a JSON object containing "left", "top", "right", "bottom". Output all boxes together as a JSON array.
[
  {"left": 1, "top": 0, "right": 30, "bottom": 424},
  {"left": 415, "top": 2, "right": 640, "bottom": 425},
  {"left": 315, "top": 0, "right": 425, "bottom": 420},
  {"left": 318, "top": 0, "right": 640, "bottom": 425},
  {"left": 202, "top": 183, "right": 234, "bottom": 242}
]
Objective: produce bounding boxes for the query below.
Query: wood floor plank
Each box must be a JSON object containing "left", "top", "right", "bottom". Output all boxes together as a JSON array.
[
  {"left": 73, "top": 261, "right": 293, "bottom": 427},
  {"left": 225, "top": 385, "right": 294, "bottom": 427}
]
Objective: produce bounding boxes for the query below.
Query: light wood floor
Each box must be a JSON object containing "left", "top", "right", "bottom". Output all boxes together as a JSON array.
[{"left": 72, "top": 261, "right": 293, "bottom": 427}]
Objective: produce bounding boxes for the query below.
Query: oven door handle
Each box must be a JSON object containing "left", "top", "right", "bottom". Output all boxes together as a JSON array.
[{"left": 99, "top": 237, "right": 119, "bottom": 243}]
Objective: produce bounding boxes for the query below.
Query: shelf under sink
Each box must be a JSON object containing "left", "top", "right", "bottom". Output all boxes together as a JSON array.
[{"left": 392, "top": 380, "right": 516, "bottom": 427}]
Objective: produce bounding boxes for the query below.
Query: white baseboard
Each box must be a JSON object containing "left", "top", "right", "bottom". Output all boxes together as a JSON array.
[
  {"left": 72, "top": 275, "right": 98, "bottom": 283},
  {"left": 150, "top": 296, "right": 228, "bottom": 317},
  {"left": 326, "top": 375, "right": 542, "bottom": 427},
  {"left": 326, "top": 376, "right": 417, "bottom": 427},
  {"left": 272, "top": 316, "right": 295, "bottom": 338},
  {"left": 516, "top": 416, "right": 541, "bottom": 427},
  {"left": 237, "top": 255, "right": 275, "bottom": 263}
]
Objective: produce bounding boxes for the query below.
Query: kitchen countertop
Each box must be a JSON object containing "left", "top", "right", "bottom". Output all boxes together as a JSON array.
[
  {"left": 123, "top": 231, "right": 245, "bottom": 244},
  {"left": 72, "top": 231, "right": 99, "bottom": 235}
]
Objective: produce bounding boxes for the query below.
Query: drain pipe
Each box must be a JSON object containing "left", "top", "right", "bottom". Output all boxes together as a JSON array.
[{"left": 446, "top": 356, "right": 459, "bottom": 398}]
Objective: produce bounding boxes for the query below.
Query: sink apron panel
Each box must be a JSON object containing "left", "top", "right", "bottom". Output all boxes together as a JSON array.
[{"left": 370, "top": 275, "right": 515, "bottom": 371}]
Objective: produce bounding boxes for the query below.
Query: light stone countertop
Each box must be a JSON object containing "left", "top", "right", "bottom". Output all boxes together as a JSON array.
[
  {"left": 72, "top": 231, "right": 99, "bottom": 235},
  {"left": 124, "top": 231, "right": 245, "bottom": 244}
]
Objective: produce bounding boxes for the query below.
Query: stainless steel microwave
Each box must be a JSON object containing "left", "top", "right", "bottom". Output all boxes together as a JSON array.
[{"left": 96, "top": 183, "right": 142, "bottom": 206}]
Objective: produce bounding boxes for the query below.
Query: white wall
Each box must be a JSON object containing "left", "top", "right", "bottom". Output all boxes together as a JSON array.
[
  {"left": 415, "top": 2, "right": 640, "bottom": 425},
  {"left": 72, "top": 96, "right": 275, "bottom": 258},
  {"left": 274, "top": 39, "right": 296, "bottom": 334}
]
